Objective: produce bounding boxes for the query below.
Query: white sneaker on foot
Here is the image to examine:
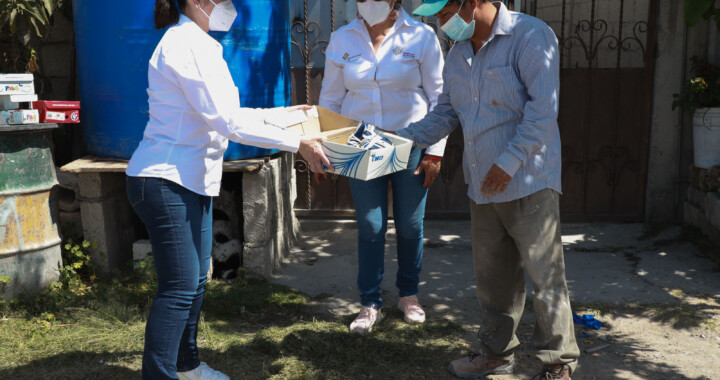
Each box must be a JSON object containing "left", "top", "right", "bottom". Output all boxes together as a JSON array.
[
  {"left": 398, "top": 295, "right": 425, "bottom": 324},
  {"left": 349, "top": 306, "right": 382, "bottom": 335},
  {"left": 177, "top": 362, "right": 230, "bottom": 380}
]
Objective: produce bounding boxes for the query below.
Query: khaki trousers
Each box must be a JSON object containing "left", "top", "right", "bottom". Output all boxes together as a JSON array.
[{"left": 469, "top": 189, "right": 580, "bottom": 372}]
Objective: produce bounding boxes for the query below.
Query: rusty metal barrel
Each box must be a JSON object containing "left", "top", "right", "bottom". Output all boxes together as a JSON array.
[{"left": 0, "top": 124, "right": 62, "bottom": 298}]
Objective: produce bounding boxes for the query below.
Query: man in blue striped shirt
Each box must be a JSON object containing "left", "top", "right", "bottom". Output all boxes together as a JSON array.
[{"left": 397, "top": 1, "right": 580, "bottom": 378}]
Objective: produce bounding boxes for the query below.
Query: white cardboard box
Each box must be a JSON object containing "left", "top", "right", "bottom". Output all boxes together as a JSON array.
[
  {"left": 0, "top": 74, "right": 35, "bottom": 96},
  {"left": 1, "top": 94, "right": 38, "bottom": 110},
  {"left": 281, "top": 106, "right": 413, "bottom": 180},
  {"left": 1, "top": 109, "right": 39, "bottom": 125}
]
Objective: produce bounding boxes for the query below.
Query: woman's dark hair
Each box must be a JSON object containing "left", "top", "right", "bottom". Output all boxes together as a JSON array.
[{"left": 155, "top": 0, "right": 187, "bottom": 29}]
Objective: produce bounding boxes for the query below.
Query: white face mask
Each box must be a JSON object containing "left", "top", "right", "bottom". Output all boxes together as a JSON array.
[
  {"left": 198, "top": 0, "right": 238, "bottom": 32},
  {"left": 357, "top": 1, "right": 392, "bottom": 27},
  {"left": 441, "top": 1, "right": 476, "bottom": 41}
]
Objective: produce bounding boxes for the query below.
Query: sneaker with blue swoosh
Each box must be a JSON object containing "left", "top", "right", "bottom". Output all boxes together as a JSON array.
[{"left": 347, "top": 122, "right": 393, "bottom": 150}]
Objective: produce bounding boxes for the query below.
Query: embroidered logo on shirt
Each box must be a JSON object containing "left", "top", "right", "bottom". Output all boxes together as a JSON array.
[
  {"left": 402, "top": 52, "right": 416, "bottom": 59},
  {"left": 492, "top": 99, "right": 499, "bottom": 106},
  {"left": 393, "top": 46, "right": 404, "bottom": 55}
]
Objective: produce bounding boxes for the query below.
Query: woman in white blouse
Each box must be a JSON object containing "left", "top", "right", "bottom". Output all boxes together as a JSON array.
[
  {"left": 125, "top": 1, "right": 330, "bottom": 379},
  {"left": 319, "top": 0, "right": 446, "bottom": 335}
]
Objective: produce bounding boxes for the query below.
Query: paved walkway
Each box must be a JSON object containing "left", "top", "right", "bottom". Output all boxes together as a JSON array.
[{"left": 272, "top": 220, "right": 720, "bottom": 379}]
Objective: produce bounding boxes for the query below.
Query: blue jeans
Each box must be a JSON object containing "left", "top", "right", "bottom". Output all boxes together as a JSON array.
[
  {"left": 126, "top": 176, "right": 212, "bottom": 380},
  {"left": 349, "top": 147, "right": 428, "bottom": 309}
]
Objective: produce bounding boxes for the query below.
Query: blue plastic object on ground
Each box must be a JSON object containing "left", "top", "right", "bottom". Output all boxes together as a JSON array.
[
  {"left": 72, "top": 0, "right": 290, "bottom": 160},
  {"left": 573, "top": 312, "right": 603, "bottom": 330}
]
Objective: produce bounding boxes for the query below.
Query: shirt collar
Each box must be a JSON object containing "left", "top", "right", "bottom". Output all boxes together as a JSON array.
[
  {"left": 492, "top": 1, "right": 514, "bottom": 37},
  {"left": 455, "top": 1, "right": 513, "bottom": 56},
  {"left": 178, "top": 14, "right": 196, "bottom": 27},
  {"left": 177, "top": 14, "right": 221, "bottom": 47},
  {"left": 396, "top": 7, "right": 413, "bottom": 29}
]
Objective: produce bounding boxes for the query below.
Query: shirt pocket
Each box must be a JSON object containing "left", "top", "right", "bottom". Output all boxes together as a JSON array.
[{"left": 481, "top": 66, "right": 525, "bottom": 111}]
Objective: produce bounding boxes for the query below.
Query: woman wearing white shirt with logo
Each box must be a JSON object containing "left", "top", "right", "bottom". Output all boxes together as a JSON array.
[
  {"left": 125, "top": 1, "right": 330, "bottom": 379},
  {"left": 319, "top": 0, "right": 446, "bottom": 335}
]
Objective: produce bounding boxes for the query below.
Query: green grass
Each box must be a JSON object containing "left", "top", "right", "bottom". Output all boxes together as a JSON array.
[{"left": 0, "top": 271, "right": 467, "bottom": 379}]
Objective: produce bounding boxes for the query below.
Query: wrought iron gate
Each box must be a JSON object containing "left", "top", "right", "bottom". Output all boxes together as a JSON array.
[
  {"left": 529, "top": 0, "right": 658, "bottom": 221},
  {"left": 290, "top": 0, "right": 657, "bottom": 221}
]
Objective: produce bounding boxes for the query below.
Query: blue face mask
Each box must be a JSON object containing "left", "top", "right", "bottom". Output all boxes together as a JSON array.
[{"left": 441, "top": 1, "right": 476, "bottom": 41}]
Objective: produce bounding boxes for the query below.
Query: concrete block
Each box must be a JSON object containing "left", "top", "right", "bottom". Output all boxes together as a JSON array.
[
  {"left": 242, "top": 165, "right": 272, "bottom": 245},
  {"left": 237, "top": 154, "right": 299, "bottom": 277},
  {"left": 242, "top": 243, "right": 274, "bottom": 279},
  {"left": 77, "top": 172, "right": 125, "bottom": 199},
  {"left": 59, "top": 210, "right": 83, "bottom": 240},
  {"left": 78, "top": 175, "right": 142, "bottom": 274},
  {"left": 58, "top": 186, "right": 79, "bottom": 212},
  {"left": 705, "top": 192, "right": 720, "bottom": 230},
  {"left": 685, "top": 201, "right": 703, "bottom": 226},
  {"left": 56, "top": 168, "right": 79, "bottom": 191},
  {"left": 685, "top": 202, "right": 720, "bottom": 246},
  {"left": 687, "top": 186, "right": 706, "bottom": 207},
  {"left": 133, "top": 239, "right": 152, "bottom": 267}
]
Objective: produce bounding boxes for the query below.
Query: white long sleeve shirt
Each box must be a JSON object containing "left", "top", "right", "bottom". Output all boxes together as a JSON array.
[
  {"left": 319, "top": 8, "right": 447, "bottom": 156},
  {"left": 126, "top": 15, "right": 301, "bottom": 196}
]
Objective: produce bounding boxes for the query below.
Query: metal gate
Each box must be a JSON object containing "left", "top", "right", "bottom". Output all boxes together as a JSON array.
[
  {"left": 529, "top": 0, "right": 658, "bottom": 221},
  {"left": 290, "top": 0, "right": 657, "bottom": 221}
]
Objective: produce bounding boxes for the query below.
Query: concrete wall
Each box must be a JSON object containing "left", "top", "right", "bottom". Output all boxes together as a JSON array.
[{"left": 645, "top": 0, "right": 709, "bottom": 222}]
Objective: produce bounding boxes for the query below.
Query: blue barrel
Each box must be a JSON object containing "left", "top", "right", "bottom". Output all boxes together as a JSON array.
[{"left": 72, "top": 0, "right": 290, "bottom": 160}]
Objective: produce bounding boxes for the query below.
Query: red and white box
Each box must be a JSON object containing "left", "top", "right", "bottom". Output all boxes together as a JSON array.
[{"left": 33, "top": 100, "right": 81, "bottom": 123}]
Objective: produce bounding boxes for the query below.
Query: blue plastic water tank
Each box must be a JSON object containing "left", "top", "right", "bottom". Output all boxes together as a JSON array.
[{"left": 72, "top": 0, "right": 290, "bottom": 160}]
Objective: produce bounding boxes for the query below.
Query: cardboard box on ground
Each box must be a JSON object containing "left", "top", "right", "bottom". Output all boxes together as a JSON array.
[{"left": 267, "top": 106, "right": 413, "bottom": 181}]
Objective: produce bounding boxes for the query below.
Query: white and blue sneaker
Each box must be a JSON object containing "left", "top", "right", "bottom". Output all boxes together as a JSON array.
[{"left": 347, "top": 122, "right": 393, "bottom": 150}]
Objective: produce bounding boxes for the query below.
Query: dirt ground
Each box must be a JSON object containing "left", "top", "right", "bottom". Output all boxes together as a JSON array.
[
  {"left": 486, "top": 311, "right": 720, "bottom": 379},
  {"left": 273, "top": 221, "right": 720, "bottom": 380}
]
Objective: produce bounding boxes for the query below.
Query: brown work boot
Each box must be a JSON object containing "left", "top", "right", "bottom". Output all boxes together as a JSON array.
[
  {"left": 448, "top": 352, "right": 515, "bottom": 379},
  {"left": 531, "top": 364, "right": 572, "bottom": 380}
]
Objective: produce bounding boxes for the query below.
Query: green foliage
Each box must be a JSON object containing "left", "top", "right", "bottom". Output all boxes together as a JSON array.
[
  {"left": 0, "top": 276, "right": 10, "bottom": 317},
  {"left": 684, "top": 0, "right": 720, "bottom": 28},
  {"left": 0, "top": 0, "right": 64, "bottom": 72},
  {"left": 672, "top": 58, "right": 720, "bottom": 113},
  {"left": 59, "top": 240, "right": 97, "bottom": 295}
]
